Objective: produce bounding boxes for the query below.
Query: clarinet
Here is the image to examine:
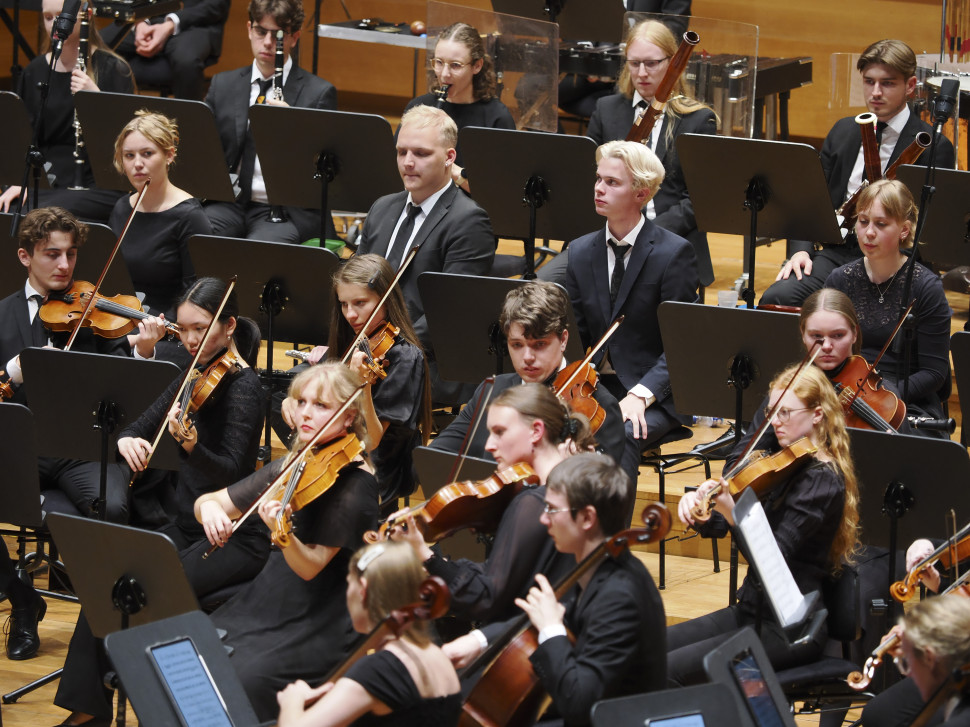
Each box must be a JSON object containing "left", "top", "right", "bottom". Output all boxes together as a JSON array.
[
  {"left": 68, "top": 3, "right": 89, "bottom": 191},
  {"left": 433, "top": 84, "right": 450, "bottom": 108},
  {"left": 268, "top": 29, "right": 287, "bottom": 223}
]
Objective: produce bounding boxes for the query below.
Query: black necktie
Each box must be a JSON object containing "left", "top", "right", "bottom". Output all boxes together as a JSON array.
[
  {"left": 239, "top": 78, "right": 274, "bottom": 203},
  {"left": 387, "top": 203, "right": 421, "bottom": 271},
  {"left": 30, "top": 294, "right": 47, "bottom": 347},
  {"left": 634, "top": 100, "right": 652, "bottom": 148},
  {"left": 875, "top": 120, "right": 888, "bottom": 146},
  {"left": 608, "top": 240, "right": 630, "bottom": 305}
]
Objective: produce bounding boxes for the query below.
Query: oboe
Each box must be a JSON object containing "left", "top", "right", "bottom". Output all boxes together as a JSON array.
[
  {"left": 69, "top": 2, "right": 89, "bottom": 191},
  {"left": 268, "top": 28, "right": 286, "bottom": 223}
]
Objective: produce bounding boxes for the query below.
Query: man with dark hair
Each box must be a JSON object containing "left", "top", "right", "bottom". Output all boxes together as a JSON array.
[
  {"left": 443, "top": 454, "right": 667, "bottom": 727},
  {"left": 761, "top": 38, "right": 955, "bottom": 306},
  {"left": 204, "top": 0, "right": 337, "bottom": 244},
  {"left": 429, "top": 281, "right": 628, "bottom": 473}
]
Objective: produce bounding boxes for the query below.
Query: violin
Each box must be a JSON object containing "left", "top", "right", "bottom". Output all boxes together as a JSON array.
[
  {"left": 848, "top": 568, "right": 970, "bottom": 691},
  {"left": 354, "top": 321, "right": 400, "bottom": 385},
  {"left": 552, "top": 316, "right": 623, "bottom": 435},
  {"left": 40, "top": 280, "right": 183, "bottom": 340},
  {"left": 174, "top": 348, "right": 242, "bottom": 440},
  {"left": 831, "top": 355, "right": 905, "bottom": 432},
  {"left": 363, "top": 463, "right": 539, "bottom": 544},
  {"left": 890, "top": 521, "right": 970, "bottom": 602},
  {"left": 691, "top": 437, "right": 820, "bottom": 521},
  {"left": 272, "top": 433, "right": 365, "bottom": 547},
  {"left": 326, "top": 575, "right": 450, "bottom": 682},
  {"left": 459, "top": 504, "right": 672, "bottom": 727},
  {"left": 0, "top": 372, "right": 12, "bottom": 401}
]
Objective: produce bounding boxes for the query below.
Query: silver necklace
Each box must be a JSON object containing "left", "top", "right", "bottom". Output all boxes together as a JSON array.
[{"left": 874, "top": 268, "right": 901, "bottom": 304}]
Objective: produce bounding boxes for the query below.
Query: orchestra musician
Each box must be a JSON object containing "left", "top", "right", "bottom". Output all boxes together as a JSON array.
[
  {"left": 110, "top": 110, "right": 209, "bottom": 334},
  {"left": 429, "top": 280, "right": 629, "bottom": 479},
  {"left": 354, "top": 105, "right": 495, "bottom": 404},
  {"left": 672, "top": 364, "right": 861, "bottom": 685},
  {"left": 52, "top": 277, "right": 266, "bottom": 727},
  {"left": 443, "top": 454, "right": 667, "bottom": 727},
  {"left": 402, "top": 21, "right": 514, "bottom": 192},
  {"left": 0, "top": 551, "right": 45, "bottom": 661},
  {"left": 203, "top": 0, "right": 338, "bottom": 244},
  {"left": 825, "top": 179, "right": 951, "bottom": 430},
  {"left": 0, "top": 0, "right": 135, "bottom": 222},
  {"left": 281, "top": 255, "right": 431, "bottom": 518},
  {"left": 275, "top": 541, "right": 462, "bottom": 727},
  {"left": 195, "top": 362, "right": 379, "bottom": 721},
  {"left": 390, "top": 384, "right": 591, "bottom": 627},
  {"left": 761, "top": 39, "right": 955, "bottom": 307},
  {"left": 564, "top": 140, "right": 699, "bottom": 476}
]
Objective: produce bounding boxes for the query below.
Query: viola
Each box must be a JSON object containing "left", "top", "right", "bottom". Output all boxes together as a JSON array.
[
  {"left": 691, "top": 437, "right": 819, "bottom": 521},
  {"left": 40, "top": 280, "right": 183, "bottom": 339},
  {"left": 889, "top": 521, "right": 970, "bottom": 603},
  {"left": 326, "top": 575, "right": 450, "bottom": 682},
  {"left": 831, "top": 355, "right": 905, "bottom": 432},
  {"left": 364, "top": 463, "right": 540, "bottom": 544},
  {"left": 174, "top": 348, "right": 242, "bottom": 441},
  {"left": 459, "top": 504, "right": 672, "bottom": 727},
  {"left": 553, "top": 361, "right": 605, "bottom": 434},
  {"left": 272, "top": 433, "right": 365, "bottom": 547}
]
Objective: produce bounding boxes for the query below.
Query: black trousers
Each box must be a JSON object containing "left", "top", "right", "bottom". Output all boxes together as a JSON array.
[
  {"left": 39, "top": 457, "right": 129, "bottom": 524},
  {"left": 103, "top": 25, "right": 215, "bottom": 100}
]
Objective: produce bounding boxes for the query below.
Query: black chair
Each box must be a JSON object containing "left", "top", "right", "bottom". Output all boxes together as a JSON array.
[
  {"left": 774, "top": 564, "right": 872, "bottom": 726},
  {"left": 640, "top": 424, "right": 713, "bottom": 589}
]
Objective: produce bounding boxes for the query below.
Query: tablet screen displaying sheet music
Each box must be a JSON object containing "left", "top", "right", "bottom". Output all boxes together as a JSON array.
[
  {"left": 647, "top": 715, "right": 706, "bottom": 727},
  {"left": 730, "top": 649, "right": 788, "bottom": 727},
  {"left": 149, "top": 638, "right": 233, "bottom": 727}
]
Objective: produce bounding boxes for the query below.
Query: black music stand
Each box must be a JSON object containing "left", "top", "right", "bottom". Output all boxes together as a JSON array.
[
  {"left": 20, "top": 349, "right": 181, "bottom": 519},
  {"left": 952, "top": 331, "right": 970, "bottom": 447},
  {"left": 678, "top": 134, "right": 843, "bottom": 307},
  {"left": 895, "top": 164, "right": 970, "bottom": 270},
  {"left": 189, "top": 234, "right": 341, "bottom": 456},
  {"left": 849, "top": 428, "right": 970, "bottom": 620},
  {"left": 459, "top": 127, "right": 600, "bottom": 278},
  {"left": 104, "top": 611, "right": 262, "bottom": 727},
  {"left": 417, "top": 273, "right": 583, "bottom": 384},
  {"left": 0, "top": 216, "right": 135, "bottom": 300},
  {"left": 249, "top": 106, "right": 401, "bottom": 240},
  {"left": 46, "top": 513, "right": 199, "bottom": 727},
  {"left": 73, "top": 91, "right": 235, "bottom": 201},
  {"left": 0, "top": 92, "right": 47, "bottom": 190}
]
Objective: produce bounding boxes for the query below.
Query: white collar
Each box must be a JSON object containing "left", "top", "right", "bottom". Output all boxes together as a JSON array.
[
  {"left": 250, "top": 57, "right": 293, "bottom": 86},
  {"left": 407, "top": 180, "right": 452, "bottom": 215}
]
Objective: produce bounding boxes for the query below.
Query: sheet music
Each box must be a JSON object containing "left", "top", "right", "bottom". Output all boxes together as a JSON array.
[{"left": 734, "top": 491, "right": 811, "bottom": 628}]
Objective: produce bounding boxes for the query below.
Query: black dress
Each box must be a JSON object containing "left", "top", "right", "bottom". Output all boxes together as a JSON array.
[
  {"left": 17, "top": 51, "right": 133, "bottom": 220},
  {"left": 109, "top": 196, "right": 210, "bottom": 317},
  {"left": 345, "top": 649, "right": 462, "bottom": 726},
  {"left": 666, "top": 459, "right": 844, "bottom": 686},
  {"left": 369, "top": 338, "right": 426, "bottom": 508},
  {"left": 401, "top": 94, "right": 514, "bottom": 166},
  {"left": 212, "top": 458, "right": 379, "bottom": 721}
]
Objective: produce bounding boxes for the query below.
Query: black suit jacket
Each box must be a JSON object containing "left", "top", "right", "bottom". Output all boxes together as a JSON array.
[
  {"left": 565, "top": 217, "right": 698, "bottom": 422},
  {"left": 355, "top": 184, "right": 495, "bottom": 352},
  {"left": 150, "top": 0, "right": 230, "bottom": 57},
  {"left": 0, "top": 287, "right": 130, "bottom": 403},
  {"left": 587, "top": 98, "right": 717, "bottom": 285},
  {"left": 791, "top": 110, "right": 956, "bottom": 261}
]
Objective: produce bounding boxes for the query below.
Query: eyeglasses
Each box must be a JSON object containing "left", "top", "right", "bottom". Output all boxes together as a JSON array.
[
  {"left": 251, "top": 24, "right": 290, "bottom": 39},
  {"left": 764, "top": 406, "right": 813, "bottom": 423},
  {"left": 626, "top": 57, "right": 670, "bottom": 72},
  {"left": 542, "top": 502, "right": 575, "bottom": 516},
  {"left": 431, "top": 58, "right": 472, "bottom": 73}
]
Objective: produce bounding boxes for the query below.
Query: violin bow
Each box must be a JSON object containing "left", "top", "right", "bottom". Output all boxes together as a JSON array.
[
  {"left": 64, "top": 181, "right": 150, "bottom": 350},
  {"left": 342, "top": 244, "right": 422, "bottom": 366},
  {"left": 203, "top": 383, "right": 367, "bottom": 556},
  {"left": 446, "top": 375, "right": 495, "bottom": 484},
  {"left": 724, "top": 341, "right": 821, "bottom": 480},
  {"left": 553, "top": 315, "right": 624, "bottom": 397},
  {"left": 848, "top": 299, "right": 916, "bottom": 400},
  {"left": 130, "top": 276, "right": 236, "bottom": 484}
]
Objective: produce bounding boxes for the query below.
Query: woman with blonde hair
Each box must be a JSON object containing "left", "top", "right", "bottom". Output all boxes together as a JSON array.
[
  {"left": 672, "top": 363, "right": 861, "bottom": 685},
  {"left": 825, "top": 178, "right": 951, "bottom": 429},
  {"left": 276, "top": 541, "right": 461, "bottom": 726},
  {"left": 0, "top": 0, "right": 136, "bottom": 220},
  {"left": 110, "top": 110, "right": 211, "bottom": 322}
]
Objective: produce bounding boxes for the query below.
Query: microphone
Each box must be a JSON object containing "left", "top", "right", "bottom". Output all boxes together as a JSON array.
[
  {"left": 52, "top": 0, "right": 82, "bottom": 43},
  {"left": 907, "top": 416, "right": 956, "bottom": 434},
  {"left": 932, "top": 78, "right": 960, "bottom": 125}
]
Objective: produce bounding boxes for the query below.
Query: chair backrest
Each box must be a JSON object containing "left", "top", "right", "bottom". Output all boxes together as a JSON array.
[
  {"left": 0, "top": 404, "right": 43, "bottom": 528},
  {"left": 823, "top": 563, "right": 861, "bottom": 644}
]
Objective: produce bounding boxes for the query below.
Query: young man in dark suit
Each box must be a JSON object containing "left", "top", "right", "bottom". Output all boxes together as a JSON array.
[
  {"left": 565, "top": 140, "right": 698, "bottom": 475},
  {"left": 356, "top": 105, "right": 496, "bottom": 403},
  {"left": 203, "top": 0, "right": 337, "bottom": 244},
  {"left": 761, "top": 39, "right": 956, "bottom": 306},
  {"left": 443, "top": 454, "right": 666, "bottom": 727}
]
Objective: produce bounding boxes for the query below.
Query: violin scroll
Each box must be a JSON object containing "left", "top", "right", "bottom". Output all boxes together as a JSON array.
[
  {"left": 604, "top": 503, "right": 672, "bottom": 558},
  {"left": 386, "top": 576, "right": 450, "bottom": 632},
  {"left": 889, "top": 579, "right": 918, "bottom": 603}
]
